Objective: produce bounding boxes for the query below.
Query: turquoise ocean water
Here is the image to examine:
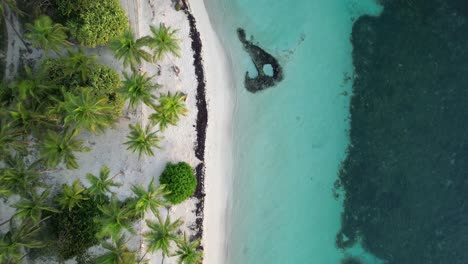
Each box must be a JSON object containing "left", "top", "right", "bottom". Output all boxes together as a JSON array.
[{"left": 204, "top": 1, "right": 383, "bottom": 263}]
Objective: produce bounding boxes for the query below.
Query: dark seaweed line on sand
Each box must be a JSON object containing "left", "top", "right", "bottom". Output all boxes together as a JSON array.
[{"left": 182, "top": 2, "right": 208, "bottom": 247}]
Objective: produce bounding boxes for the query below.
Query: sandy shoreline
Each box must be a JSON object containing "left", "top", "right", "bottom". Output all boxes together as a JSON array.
[{"left": 189, "top": 1, "right": 234, "bottom": 263}]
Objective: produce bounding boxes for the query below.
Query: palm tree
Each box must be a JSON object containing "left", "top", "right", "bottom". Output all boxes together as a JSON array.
[
  {"left": 143, "top": 214, "right": 183, "bottom": 264},
  {"left": 10, "top": 65, "right": 50, "bottom": 106},
  {"left": 86, "top": 166, "right": 122, "bottom": 203},
  {"left": 63, "top": 48, "right": 97, "bottom": 82},
  {"left": 96, "top": 234, "right": 137, "bottom": 264},
  {"left": 110, "top": 29, "right": 152, "bottom": 71},
  {"left": 59, "top": 89, "right": 116, "bottom": 133},
  {"left": 40, "top": 129, "right": 90, "bottom": 169},
  {"left": 11, "top": 188, "right": 60, "bottom": 223},
  {"left": 25, "top": 15, "right": 69, "bottom": 54},
  {"left": 9, "top": 102, "right": 50, "bottom": 133},
  {"left": 56, "top": 180, "right": 89, "bottom": 211},
  {"left": 149, "top": 92, "right": 188, "bottom": 131},
  {"left": 144, "top": 24, "right": 181, "bottom": 61},
  {"left": 96, "top": 197, "right": 135, "bottom": 240},
  {"left": 0, "top": 219, "right": 45, "bottom": 263},
  {"left": 124, "top": 123, "right": 162, "bottom": 159},
  {"left": 0, "top": 120, "right": 26, "bottom": 159},
  {"left": 173, "top": 233, "right": 202, "bottom": 264},
  {"left": 0, "top": 155, "right": 43, "bottom": 196},
  {"left": 131, "top": 178, "right": 169, "bottom": 217},
  {"left": 119, "top": 72, "right": 160, "bottom": 108}
]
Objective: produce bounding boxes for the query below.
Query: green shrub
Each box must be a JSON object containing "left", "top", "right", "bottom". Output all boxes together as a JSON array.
[
  {"left": 50, "top": 198, "right": 103, "bottom": 259},
  {"left": 41, "top": 58, "right": 124, "bottom": 117},
  {"left": 56, "top": 0, "right": 128, "bottom": 47},
  {"left": 159, "top": 162, "right": 197, "bottom": 204}
]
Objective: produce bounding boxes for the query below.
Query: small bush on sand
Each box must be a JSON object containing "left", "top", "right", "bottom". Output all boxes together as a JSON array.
[{"left": 159, "top": 162, "right": 197, "bottom": 204}]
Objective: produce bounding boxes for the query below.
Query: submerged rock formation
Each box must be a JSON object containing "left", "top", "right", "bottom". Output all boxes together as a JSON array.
[{"left": 237, "top": 28, "right": 283, "bottom": 93}]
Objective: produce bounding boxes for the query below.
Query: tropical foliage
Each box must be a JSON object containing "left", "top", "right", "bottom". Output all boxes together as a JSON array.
[
  {"left": 173, "top": 233, "right": 203, "bottom": 264},
  {"left": 58, "top": 89, "right": 116, "bottom": 133},
  {"left": 11, "top": 188, "right": 60, "bottom": 223},
  {"left": 0, "top": 219, "right": 45, "bottom": 264},
  {"left": 144, "top": 24, "right": 181, "bottom": 61},
  {"left": 144, "top": 214, "right": 183, "bottom": 261},
  {"left": 149, "top": 92, "right": 188, "bottom": 131},
  {"left": 56, "top": 180, "right": 89, "bottom": 211},
  {"left": 25, "top": 15, "right": 69, "bottom": 53},
  {"left": 159, "top": 162, "right": 196, "bottom": 204},
  {"left": 51, "top": 197, "right": 103, "bottom": 259},
  {"left": 56, "top": 0, "right": 128, "bottom": 47},
  {"left": 120, "top": 72, "right": 160, "bottom": 108},
  {"left": 0, "top": 155, "right": 43, "bottom": 196},
  {"left": 96, "top": 234, "right": 137, "bottom": 264},
  {"left": 130, "top": 178, "right": 169, "bottom": 216},
  {"left": 87, "top": 166, "right": 121, "bottom": 203},
  {"left": 110, "top": 29, "right": 152, "bottom": 70},
  {"left": 40, "top": 129, "right": 90, "bottom": 169},
  {"left": 96, "top": 197, "right": 135, "bottom": 239},
  {"left": 124, "top": 123, "right": 162, "bottom": 159}
]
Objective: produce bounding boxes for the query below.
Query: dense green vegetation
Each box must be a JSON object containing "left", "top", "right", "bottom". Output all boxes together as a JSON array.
[
  {"left": 159, "top": 162, "right": 197, "bottom": 204},
  {"left": 0, "top": 1, "right": 201, "bottom": 262},
  {"left": 55, "top": 0, "right": 128, "bottom": 47}
]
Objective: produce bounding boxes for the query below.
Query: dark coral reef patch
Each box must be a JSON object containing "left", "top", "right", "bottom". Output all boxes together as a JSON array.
[
  {"left": 338, "top": 0, "right": 468, "bottom": 263},
  {"left": 237, "top": 28, "right": 283, "bottom": 93}
]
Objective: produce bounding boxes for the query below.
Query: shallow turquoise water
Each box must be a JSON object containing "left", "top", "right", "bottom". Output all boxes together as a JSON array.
[{"left": 204, "top": 1, "right": 382, "bottom": 263}]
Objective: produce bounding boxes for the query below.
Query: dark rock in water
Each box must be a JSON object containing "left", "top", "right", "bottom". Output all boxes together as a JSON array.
[{"left": 237, "top": 28, "right": 284, "bottom": 93}]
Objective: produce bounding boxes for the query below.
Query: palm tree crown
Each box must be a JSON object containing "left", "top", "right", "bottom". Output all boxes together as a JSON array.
[
  {"left": 12, "top": 188, "right": 60, "bottom": 223},
  {"left": 144, "top": 24, "right": 181, "bottom": 61},
  {"left": 25, "top": 15, "right": 69, "bottom": 53},
  {"left": 0, "top": 155, "right": 43, "bottom": 196},
  {"left": 143, "top": 214, "right": 182, "bottom": 259},
  {"left": 86, "top": 166, "right": 122, "bottom": 202},
  {"left": 130, "top": 178, "right": 169, "bottom": 216},
  {"left": 119, "top": 72, "right": 160, "bottom": 108},
  {"left": 173, "top": 233, "right": 203, "bottom": 264},
  {"left": 110, "top": 29, "right": 152, "bottom": 70},
  {"left": 0, "top": 219, "right": 45, "bottom": 263},
  {"left": 149, "top": 92, "right": 188, "bottom": 131},
  {"left": 59, "top": 89, "right": 116, "bottom": 133},
  {"left": 40, "top": 129, "right": 90, "bottom": 169},
  {"left": 56, "top": 180, "right": 89, "bottom": 211},
  {"left": 124, "top": 123, "right": 162, "bottom": 159},
  {"left": 96, "top": 234, "right": 137, "bottom": 264},
  {"left": 63, "top": 49, "right": 97, "bottom": 82},
  {"left": 96, "top": 197, "right": 135, "bottom": 240}
]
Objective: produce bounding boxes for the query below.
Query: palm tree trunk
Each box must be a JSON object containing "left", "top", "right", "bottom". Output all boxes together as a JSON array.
[{"left": 161, "top": 253, "right": 165, "bottom": 264}]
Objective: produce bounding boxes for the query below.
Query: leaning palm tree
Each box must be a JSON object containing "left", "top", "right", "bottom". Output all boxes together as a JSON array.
[
  {"left": 0, "top": 219, "right": 45, "bottom": 264},
  {"left": 56, "top": 180, "right": 89, "bottom": 211},
  {"left": 124, "top": 123, "right": 162, "bottom": 159},
  {"left": 144, "top": 24, "right": 181, "bottom": 61},
  {"left": 11, "top": 188, "right": 60, "bottom": 223},
  {"left": 96, "top": 197, "right": 135, "bottom": 240},
  {"left": 0, "top": 155, "right": 43, "bottom": 196},
  {"left": 40, "top": 129, "right": 90, "bottom": 169},
  {"left": 59, "top": 89, "right": 116, "bottom": 133},
  {"left": 173, "top": 233, "right": 202, "bottom": 264},
  {"left": 144, "top": 214, "right": 183, "bottom": 264},
  {"left": 25, "top": 15, "right": 69, "bottom": 54},
  {"left": 131, "top": 178, "right": 169, "bottom": 217},
  {"left": 96, "top": 234, "right": 137, "bottom": 264},
  {"left": 149, "top": 92, "right": 188, "bottom": 131},
  {"left": 110, "top": 29, "right": 152, "bottom": 71},
  {"left": 119, "top": 72, "right": 160, "bottom": 108},
  {"left": 86, "top": 166, "right": 122, "bottom": 203}
]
